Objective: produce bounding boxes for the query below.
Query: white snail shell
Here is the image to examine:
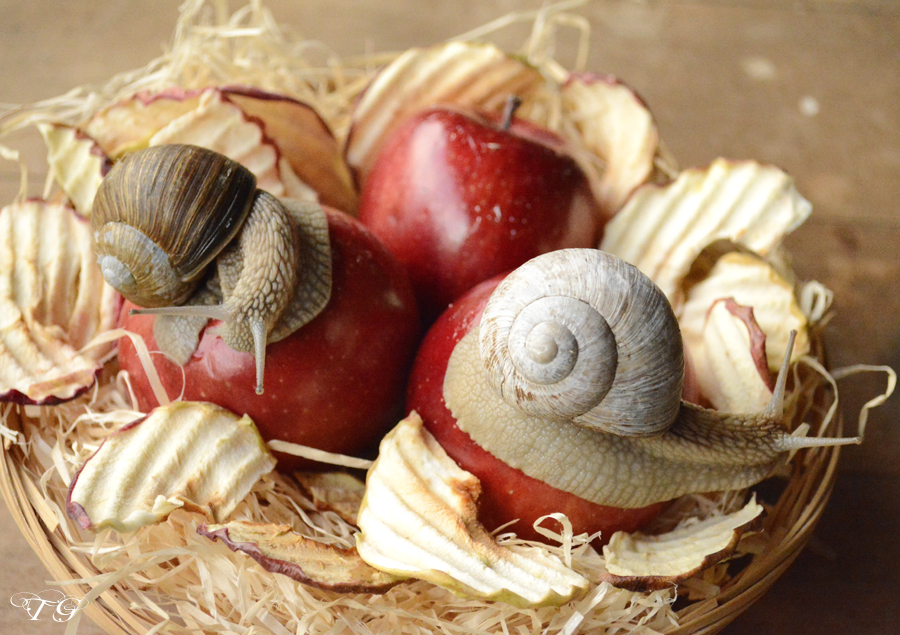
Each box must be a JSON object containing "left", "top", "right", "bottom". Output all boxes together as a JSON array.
[
  {"left": 444, "top": 249, "right": 858, "bottom": 508},
  {"left": 479, "top": 249, "right": 684, "bottom": 437}
]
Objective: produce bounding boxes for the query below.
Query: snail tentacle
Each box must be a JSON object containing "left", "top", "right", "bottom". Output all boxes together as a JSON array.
[{"left": 94, "top": 144, "right": 333, "bottom": 394}]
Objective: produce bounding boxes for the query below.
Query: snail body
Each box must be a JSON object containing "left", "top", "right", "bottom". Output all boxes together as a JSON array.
[
  {"left": 92, "top": 144, "right": 332, "bottom": 394},
  {"left": 443, "top": 249, "right": 857, "bottom": 509}
]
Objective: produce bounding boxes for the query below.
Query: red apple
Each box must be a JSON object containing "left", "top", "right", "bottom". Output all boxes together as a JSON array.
[
  {"left": 118, "top": 208, "right": 421, "bottom": 471},
  {"left": 357, "top": 103, "right": 603, "bottom": 322},
  {"left": 406, "top": 275, "right": 704, "bottom": 546}
]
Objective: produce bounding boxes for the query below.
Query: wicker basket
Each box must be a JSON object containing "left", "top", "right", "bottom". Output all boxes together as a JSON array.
[
  {"left": 0, "top": 333, "right": 843, "bottom": 635},
  {"left": 0, "top": 2, "right": 849, "bottom": 632}
]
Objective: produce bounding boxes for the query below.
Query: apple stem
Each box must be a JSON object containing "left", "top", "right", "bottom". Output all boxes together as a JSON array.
[{"left": 501, "top": 95, "right": 522, "bottom": 131}]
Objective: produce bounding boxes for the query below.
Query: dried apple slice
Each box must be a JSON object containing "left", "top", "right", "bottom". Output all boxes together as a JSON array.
[
  {"left": 84, "top": 88, "right": 203, "bottom": 157},
  {"left": 294, "top": 471, "right": 366, "bottom": 525},
  {"left": 198, "top": 521, "right": 401, "bottom": 593},
  {"left": 224, "top": 87, "right": 358, "bottom": 213},
  {"left": 85, "top": 88, "right": 319, "bottom": 202},
  {"left": 561, "top": 73, "right": 663, "bottom": 215},
  {"left": 689, "top": 299, "right": 775, "bottom": 414},
  {"left": 37, "top": 123, "right": 111, "bottom": 216},
  {"left": 356, "top": 412, "right": 589, "bottom": 608},
  {"left": 601, "top": 496, "right": 764, "bottom": 592},
  {"left": 345, "top": 41, "right": 546, "bottom": 182},
  {"left": 680, "top": 250, "right": 810, "bottom": 370},
  {"left": 600, "top": 159, "right": 812, "bottom": 306},
  {"left": 0, "top": 200, "right": 118, "bottom": 404},
  {"left": 67, "top": 401, "right": 277, "bottom": 532}
]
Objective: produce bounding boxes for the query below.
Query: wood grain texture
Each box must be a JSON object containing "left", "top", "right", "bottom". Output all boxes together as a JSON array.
[{"left": 1, "top": 1, "right": 896, "bottom": 633}]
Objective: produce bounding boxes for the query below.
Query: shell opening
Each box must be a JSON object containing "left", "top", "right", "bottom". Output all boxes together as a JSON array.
[{"left": 98, "top": 254, "right": 137, "bottom": 294}]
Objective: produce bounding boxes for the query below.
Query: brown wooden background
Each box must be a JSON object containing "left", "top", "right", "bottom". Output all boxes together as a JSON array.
[{"left": 1, "top": 1, "right": 897, "bottom": 633}]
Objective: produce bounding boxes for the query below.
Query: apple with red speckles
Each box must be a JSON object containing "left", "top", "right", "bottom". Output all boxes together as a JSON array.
[{"left": 358, "top": 100, "right": 604, "bottom": 322}]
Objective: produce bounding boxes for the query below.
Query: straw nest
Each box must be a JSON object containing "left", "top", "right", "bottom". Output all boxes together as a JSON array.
[{"left": 0, "top": 1, "right": 886, "bottom": 634}]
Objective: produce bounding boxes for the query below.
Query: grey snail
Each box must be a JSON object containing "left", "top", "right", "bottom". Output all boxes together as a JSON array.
[
  {"left": 443, "top": 248, "right": 857, "bottom": 508},
  {"left": 91, "top": 144, "right": 332, "bottom": 395}
]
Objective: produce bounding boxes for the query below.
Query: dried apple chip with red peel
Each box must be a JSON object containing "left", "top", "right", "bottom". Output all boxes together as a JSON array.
[
  {"left": 84, "top": 86, "right": 356, "bottom": 210},
  {"left": 356, "top": 412, "right": 589, "bottom": 608},
  {"left": 679, "top": 251, "right": 810, "bottom": 412},
  {"left": 147, "top": 88, "right": 311, "bottom": 200},
  {"left": 67, "top": 401, "right": 277, "bottom": 532},
  {"left": 0, "top": 200, "right": 118, "bottom": 404},
  {"left": 691, "top": 298, "right": 775, "bottom": 413},
  {"left": 561, "top": 73, "right": 663, "bottom": 215},
  {"left": 224, "top": 87, "right": 358, "bottom": 213},
  {"left": 345, "top": 41, "right": 546, "bottom": 183},
  {"left": 601, "top": 496, "right": 765, "bottom": 592},
  {"left": 85, "top": 88, "right": 203, "bottom": 157},
  {"left": 680, "top": 251, "right": 810, "bottom": 370},
  {"left": 37, "top": 123, "right": 111, "bottom": 216},
  {"left": 198, "top": 521, "right": 402, "bottom": 593},
  {"left": 600, "top": 158, "right": 813, "bottom": 306}
]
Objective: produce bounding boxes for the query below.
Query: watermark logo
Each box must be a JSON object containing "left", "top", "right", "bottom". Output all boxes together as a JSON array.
[{"left": 10, "top": 589, "right": 87, "bottom": 622}]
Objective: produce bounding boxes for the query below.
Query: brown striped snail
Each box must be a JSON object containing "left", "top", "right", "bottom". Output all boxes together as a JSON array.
[
  {"left": 440, "top": 249, "right": 857, "bottom": 510},
  {"left": 92, "top": 144, "right": 332, "bottom": 395}
]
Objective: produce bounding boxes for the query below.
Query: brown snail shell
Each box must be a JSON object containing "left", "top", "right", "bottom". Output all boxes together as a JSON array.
[
  {"left": 92, "top": 145, "right": 257, "bottom": 307},
  {"left": 92, "top": 144, "right": 332, "bottom": 395}
]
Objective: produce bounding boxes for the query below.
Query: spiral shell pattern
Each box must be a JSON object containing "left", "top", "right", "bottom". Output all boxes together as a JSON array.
[
  {"left": 479, "top": 249, "right": 684, "bottom": 437},
  {"left": 92, "top": 144, "right": 257, "bottom": 307}
]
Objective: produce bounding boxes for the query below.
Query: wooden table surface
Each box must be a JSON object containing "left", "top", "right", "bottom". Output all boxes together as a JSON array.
[{"left": 1, "top": 1, "right": 897, "bottom": 633}]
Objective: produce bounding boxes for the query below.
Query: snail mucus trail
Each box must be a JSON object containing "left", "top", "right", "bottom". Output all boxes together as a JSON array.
[
  {"left": 444, "top": 249, "right": 859, "bottom": 509},
  {"left": 92, "top": 144, "right": 332, "bottom": 395}
]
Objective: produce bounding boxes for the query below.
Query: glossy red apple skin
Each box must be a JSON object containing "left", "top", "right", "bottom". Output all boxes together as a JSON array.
[
  {"left": 406, "top": 275, "right": 692, "bottom": 546},
  {"left": 118, "top": 208, "right": 421, "bottom": 472},
  {"left": 357, "top": 107, "right": 603, "bottom": 323}
]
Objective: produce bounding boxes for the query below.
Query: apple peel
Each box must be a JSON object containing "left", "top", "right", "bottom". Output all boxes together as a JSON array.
[
  {"left": 601, "top": 496, "right": 765, "bottom": 592},
  {"left": 680, "top": 251, "right": 810, "bottom": 371},
  {"left": 67, "top": 401, "right": 277, "bottom": 532},
  {"left": 600, "top": 158, "right": 812, "bottom": 307},
  {"left": 0, "top": 200, "right": 118, "bottom": 404},
  {"left": 356, "top": 412, "right": 589, "bottom": 608},
  {"left": 198, "top": 521, "right": 402, "bottom": 593},
  {"left": 345, "top": 41, "right": 546, "bottom": 181}
]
